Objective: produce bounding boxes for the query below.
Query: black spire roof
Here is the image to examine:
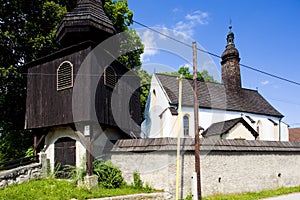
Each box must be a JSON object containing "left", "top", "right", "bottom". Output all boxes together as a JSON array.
[{"left": 56, "top": 0, "right": 116, "bottom": 46}]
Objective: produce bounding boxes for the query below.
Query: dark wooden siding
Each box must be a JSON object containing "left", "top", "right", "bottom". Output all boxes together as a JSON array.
[
  {"left": 26, "top": 45, "right": 92, "bottom": 129},
  {"left": 26, "top": 43, "right": 141, "bottom": 135},
  {"left": 95, "top": 61, "right": 141, "bottom": 134}
]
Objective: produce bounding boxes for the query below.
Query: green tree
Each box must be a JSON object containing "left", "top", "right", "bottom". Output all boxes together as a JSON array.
[
  {"left": 103, "top": 0, "right": 147, "bottom": 111},
  {"left": 0, "top": 0, "right": 146, "bottom": 161},
  {"left": 0, "top": 0, "right": 66, "bottom": 161},
  {"left": 104, "top": 0, "right": 144, "bottom": 70},
  {"left": 136, "top": 69, "right": 152, "bottom": 113},
  {"left": 163, "top": 66, "right": 217, "bottom": 83}
]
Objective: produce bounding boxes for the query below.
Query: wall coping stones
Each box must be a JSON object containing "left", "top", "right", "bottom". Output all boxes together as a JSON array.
[{"left": 111, "top": 138, "right": 300, "bottom": 152}]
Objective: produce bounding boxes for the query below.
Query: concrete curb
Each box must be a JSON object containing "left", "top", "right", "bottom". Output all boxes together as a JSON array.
[{"left": 88, "top": 192, "right": 172, "bottom": 200}]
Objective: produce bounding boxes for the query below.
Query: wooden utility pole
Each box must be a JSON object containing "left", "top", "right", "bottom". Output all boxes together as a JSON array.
[
  {"left": 193, "top": 41, "right": 202, "bottom": 199},
  {"left": 175, "top": 75, "right": 182, "bottom": 200}
]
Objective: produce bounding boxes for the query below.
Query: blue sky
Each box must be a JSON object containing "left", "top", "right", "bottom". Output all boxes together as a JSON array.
[{"left": 127, "top": 0, "right": 300, "bottom": 128}]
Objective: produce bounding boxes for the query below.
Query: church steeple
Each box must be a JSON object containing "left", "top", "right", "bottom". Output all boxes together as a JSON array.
[
  {"left": 226, "top": 25, "right": 234, "bottom": 46},
  {"left": 221, "top": 25, "right": 241, "bottom": 93},
  {"left": 56, "top": 0, "right": 116, "bottom": 47}
]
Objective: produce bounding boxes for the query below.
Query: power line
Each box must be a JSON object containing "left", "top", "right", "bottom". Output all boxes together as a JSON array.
[{"left": 133, "top": 20, "right": 300, "bottom": 86}]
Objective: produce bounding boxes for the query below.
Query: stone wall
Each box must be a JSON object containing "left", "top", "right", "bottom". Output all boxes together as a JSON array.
[
  {"left": 109, "top": 138, "right": 300, "bottom": 198},
  {"left": 0, "top": 153, "right": 47, "bottom": 188}
]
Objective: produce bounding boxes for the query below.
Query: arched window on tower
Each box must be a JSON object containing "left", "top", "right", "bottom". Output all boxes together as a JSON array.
[
  {"left": 57, "top": 61, "right": 73, "bottom": 91},
  {"left": 183, "top": 115, "right": 189, "bottom": 136},
  {"left": 104, "top": 66, "right": 117, "bottom": 88}
]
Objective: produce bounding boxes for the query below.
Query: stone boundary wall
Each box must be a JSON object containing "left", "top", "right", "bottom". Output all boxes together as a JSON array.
[
  {"left": 109, "top": 138, "right": 300, "bottom": 198},
  {"left": 0, "top": 153, "right": 47, "bottom": 188}
]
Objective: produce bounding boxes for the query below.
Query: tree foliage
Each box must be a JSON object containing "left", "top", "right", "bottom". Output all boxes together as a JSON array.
[
  {"left": 0, "top": 0, "right": 66, "bottom": 161},
  {"left": 136, "top": 69, "right": 152, "bottom": 113},
  {"left": 162, "top": 66, "right": 217, "bottom": 83},
  {"left": 104, "top": 0, "right": 144, "bottom": 70},
  {"left": 0, "top": 0, "right": 146, "bottom": 161},
  {"left": 103, "top": 0, "right": 147, "bottom": 111}
]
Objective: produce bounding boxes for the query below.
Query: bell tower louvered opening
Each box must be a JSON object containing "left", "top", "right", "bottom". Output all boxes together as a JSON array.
[
  {"left": 57, "top": 61, "right": 73, "bottom": 91},
  {"left": 104, "top": 66, "right": 117, "bottom": 88}
]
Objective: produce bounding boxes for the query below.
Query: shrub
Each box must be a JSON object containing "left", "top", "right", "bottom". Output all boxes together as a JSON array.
[
  {"left": 132, "top": 170, "right": 143, "bottom": 189},
  {"left": 143, "top": 181, "right": 153, "bottom": 193},
  {"left": 132, "top": 171, "right": 153, "bottom": 193},
  {"left": 93, "top": 160, "right": 125, "bottom": 189},
  {"left": 25, "top": 146, "right": 34, "bottom": 158}
]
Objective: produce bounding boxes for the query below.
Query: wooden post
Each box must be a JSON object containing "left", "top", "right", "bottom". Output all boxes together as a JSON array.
[
  {"left": 193, "top": 41, "right": 202, "bottom": 200},
  {"left": 34, "top": 133, "right": 37, "bottom": 156}
]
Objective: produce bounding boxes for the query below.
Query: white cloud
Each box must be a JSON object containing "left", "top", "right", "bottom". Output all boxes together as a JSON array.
[
  {"left": 185, "top": 11, "right": 209, "bottom": 25},
  {"left": 261, "top": 80, "right": 269, "bottom": 85},
  {"left": 140, "top": 30, "right": 158, "bottom": 62},
  {"left": 172, "top": 7, "right": 180, "bottom": 13},
  {"left": 173, "top": 10, "right": 209, "bottom": 38},
  {"left": 173, "top": 21, "right": 194, "bottom": 39},
  {"left": 183, "top": 63, "right": 193, "bottom": 72},
  {"left": 160, "top": 26, "right": 169, "bottom": 39}
]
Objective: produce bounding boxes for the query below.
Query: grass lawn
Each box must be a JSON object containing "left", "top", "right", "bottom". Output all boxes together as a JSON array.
[
  {"left": 1, "top": 178, "right": 300, "bottom": 200},
  {"left": 202, "top": 185, "right": 300, "bottom": 200},
  {"left": 0, "top": 178, "right": 147, "bottom": 200}
]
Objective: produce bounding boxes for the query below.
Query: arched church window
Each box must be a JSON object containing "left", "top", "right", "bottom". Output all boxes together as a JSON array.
[
  {"left": 57, "top": 61, "right": 73, "bottom": 91},
  {"left": 183, "top": 115, "right": 189, "bottom": 136},
  {"left": 104, "top": 66, "right": 117, "bottom": 88}
]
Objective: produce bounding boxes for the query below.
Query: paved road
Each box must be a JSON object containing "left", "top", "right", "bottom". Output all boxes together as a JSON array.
[{"left": 261, "top": 193, "right": 300, "bottom": 200}]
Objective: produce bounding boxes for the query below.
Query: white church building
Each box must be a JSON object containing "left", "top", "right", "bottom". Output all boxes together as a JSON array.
[{"left": 142, "top": 27, "right": 289, "bottom": 141}]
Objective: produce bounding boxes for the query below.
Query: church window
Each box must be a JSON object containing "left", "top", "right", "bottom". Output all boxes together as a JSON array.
[
  {"left": 183, "top": 115, "right": 189, "bottom": 136},
  {"left": 104, "top": 66, "right": 117, "bottom": 88},
  {"left": 57, "top": 61, "right": 73, "bottom": 91}
]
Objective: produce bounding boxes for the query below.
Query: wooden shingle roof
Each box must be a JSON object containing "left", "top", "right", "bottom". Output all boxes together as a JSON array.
[
  {"left": 155, "top": 74, "right": 283, "bottom": 118},
  {"left": 56, "top": 0, "right": 116, "bottom": 46},
  {"left": 202, "top": 117, "right": 258, "bottom": 137},
  {"left": 112, "top": 138, "right": 300, "bottom": 152}
]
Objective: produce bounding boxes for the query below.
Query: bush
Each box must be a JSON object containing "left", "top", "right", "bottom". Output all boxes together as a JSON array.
[
  {"left": 93, "top": 160, "right": 125, "bottom": 189},
  {"left": 25, "top": 146, "right": 34, "bottom": 158},
  {"left": 132, "top": 171, "right": 153, "bottom": 193},
  {"left": 143, "top": 182, "right": 153, "bottom": 193},
  {"left": 132, "top": 170, "right": 143, "bottom": 189}
]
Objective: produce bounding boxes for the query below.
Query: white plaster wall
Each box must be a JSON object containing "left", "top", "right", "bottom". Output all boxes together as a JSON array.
[
  {"left": 280, "top": 122, "right": 289, "bottom": 141},
  {"left": 111, "top": 150, "right": 300, "bottom": 198},
  {"left": 44, "top": 126, "right": 86, "bottom": 171},
  {"left": 147, "top": 75, "right": 175, "bottom": 138},
  {"left": 150, "top": 102, "right": 288, "bottom": 141},
  {"left": 92, "top": 128, "right": 124, "bottom": 160},
  {"left": 144, "top": 75, "right": 289, "bottom": 141},
  {"left": 223, "top": 123, "right": 255, "bottom": 140}
]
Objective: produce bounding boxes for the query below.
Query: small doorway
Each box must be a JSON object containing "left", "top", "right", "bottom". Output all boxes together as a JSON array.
[{"left": 54, "top": 137, "right": 76, "bottom": 178}]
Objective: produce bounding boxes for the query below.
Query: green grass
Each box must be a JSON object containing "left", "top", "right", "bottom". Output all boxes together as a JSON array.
[
  {"left": 2, "top": 179, "right": 300, "bottom": 200},
  {"left": 202, "top": 185, "right": 300, "bottom": 200},
  {"left": 0, "top": 178, "right": 148, "bottom": 200}
]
